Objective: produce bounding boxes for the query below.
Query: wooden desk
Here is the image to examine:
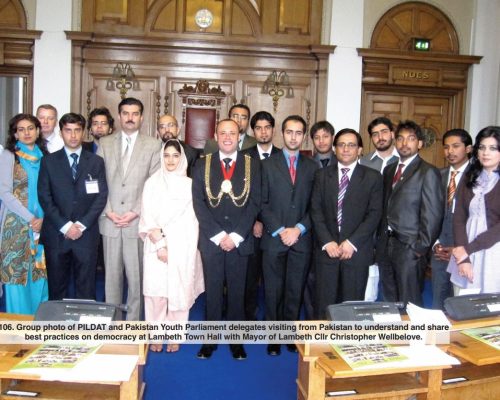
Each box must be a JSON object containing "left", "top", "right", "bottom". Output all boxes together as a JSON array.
[
  {"left": 440, "top": 326, "right": 500, "bottom": 400},
  {"left": 297, "top": 343, "right": 450, "bottom": 400},
  {"left": 297, "top": 318, "right": 500, "bottom": 400},
  {"left": 0, "top": 314, "right": 147, "bottom": 400}
]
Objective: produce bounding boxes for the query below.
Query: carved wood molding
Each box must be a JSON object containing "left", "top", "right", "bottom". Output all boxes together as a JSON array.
[
  {"left": 357, "top": 48, "right": 481, "bottom": 90},
  {"left": 0, "top": 29, "right": 41, "bottom": 67}
]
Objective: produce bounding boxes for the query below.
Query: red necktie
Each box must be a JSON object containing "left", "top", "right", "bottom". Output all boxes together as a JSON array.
[
  {"left": 289, "top": 155, "right": 296, "bottom": 184},
  {"left": 392, "top": 163, "right": 404, "bottom": 187}
]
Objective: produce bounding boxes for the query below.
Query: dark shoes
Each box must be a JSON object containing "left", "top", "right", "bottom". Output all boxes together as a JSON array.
[
  {"left": 229, "top": 344, "right": 247, "bottom": 360},
  {"left": 267, "top": 344, "right": 281, "bottom": 356},
  {"left": 197, "top": 344, "right": 217, "bottom": 359},
  {"left": 286, "top": 343, "right": 298, "bottom": 353}
]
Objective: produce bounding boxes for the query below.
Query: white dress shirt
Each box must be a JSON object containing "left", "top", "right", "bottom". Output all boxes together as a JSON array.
[{"left": 45, "top": 131, "right": 64, "bottom": 153}]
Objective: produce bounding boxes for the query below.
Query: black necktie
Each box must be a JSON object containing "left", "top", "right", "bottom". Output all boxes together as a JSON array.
[
  {"left": 223, "top": 158, "right": 231, "bottom": 172},
  {"left": 262, "top": 153, "right": 270, "bottom": 159},
  {"left": 320, "top": 158, "right": 329, "bottom": 168}
]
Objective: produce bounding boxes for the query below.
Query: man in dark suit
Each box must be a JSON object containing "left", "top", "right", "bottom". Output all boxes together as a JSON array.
[
  {"left": 82, "top": 107, "right": 114, "bottom": 274},
  {"left": 242, "top": 111, "right": 280, "bottom": 321},
  {"left": 360, "top": 117, "right": 399, "bottom": 173},
  {"left": 38, "top": 113, "right": 108, "bottom": 300},
  {"left": 260, "top": 115, "right": 318, "bottom": 356},
  {"left": 377, "top": 120, "right": 444, "bottom": 306},
  {"left": 192, "top": 119, "right": 261, "bottom": 360},
  {"left": 304, "top": 120, "right": 337, "bottom": 320},
  {"left": 204, "top": 104, "right": 257, "bottom": 154},
  {"left": 431, "top": 129, "right": 472, "bottom": 309},
  {"left": 311, "top": 120, "right": 337, "bottom": 168},
  {"left": 311, "top": 129, "right": 383, "bottom": 319},
  {"left": 158, "top": 114, "right": 200, "bottom": 176},
  {"left": 82, "top": 107, "right": 114, "bottom": 154}
]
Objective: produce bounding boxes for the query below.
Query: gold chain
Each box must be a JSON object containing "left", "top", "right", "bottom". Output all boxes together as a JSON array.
[{"left": 204, "top": 153, "right": 251, "bottom": 208}]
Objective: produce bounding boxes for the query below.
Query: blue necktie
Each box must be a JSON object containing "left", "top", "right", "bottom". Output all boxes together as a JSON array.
[{"left": 70, "top": 153, "right": 78, "bottom": 180}]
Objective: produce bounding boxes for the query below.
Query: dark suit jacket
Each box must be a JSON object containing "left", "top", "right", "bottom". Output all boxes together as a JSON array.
[
  {"left": 311, "top": 163, "right": 383, "bottom": 265},
  {"left": 242, "top": 145, "right": 280, "bottom": 160},
  {"left": 180, "top": 140, "right": 201, "bottom": 176},
  {"left": 377, "top": 155, "right": 444, "bottom": 259},
  {"left": 38, "top": 148, "right": 108, "bottom": 249},
  {"left": 82, "top": 141, "right": 97, "bottom": 153},
  {"left": 260, "top": 152, "right": 318, "bottom": 253},
  {"left": 313, "top": 152, "right": 337, "bottom": 169},
  {"left": 192, "top": 152, "right": 261, "bottom": 256}
]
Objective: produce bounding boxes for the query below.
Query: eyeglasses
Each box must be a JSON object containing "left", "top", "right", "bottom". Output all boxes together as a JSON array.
[
  {"left": 159, "top": 123, "right": 177, "bottom": 129},
  {"left": 336, "top": 143, "right": 358, "bottom": 149},
  {"left": 478, "top": 145, "right": 499, "bottom": 152},
  {"left": 230, "top": 114, "right": 248, "bottom": 121},
  {"left": 92, "top": 121, "right": 109, "bottom": 126}
]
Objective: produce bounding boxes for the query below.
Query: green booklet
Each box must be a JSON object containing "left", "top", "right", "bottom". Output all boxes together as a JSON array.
[
  {"left": 332, "top": 343, "right": 408, "bottom": 369},
  {"left": 12, "top": 344, "right": 101, "bottom": 370},
  {"left": 461, "top": 326, "right": 500, "bottom": 351}
]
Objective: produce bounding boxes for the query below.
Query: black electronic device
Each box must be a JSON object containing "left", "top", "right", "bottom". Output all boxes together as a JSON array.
[
  {"left": 327, "top": 301, "right": 402, "bottom": 322},
  {"left": 444, "top": 293, "right": 500, "bottom": 321},
  {"left": 34, "top": 300, "right": 122, "bottom": 322}
]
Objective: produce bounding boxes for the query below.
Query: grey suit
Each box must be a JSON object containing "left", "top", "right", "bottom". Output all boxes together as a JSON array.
[
  {"left": 360, "top": 151, "right": 399, "bottom": 173},
  {"left": 97, "top": 132, "right": 161, "bottom": 320},
  {"left": 376, "top": 155, "right": 444, "bottom": 305}
]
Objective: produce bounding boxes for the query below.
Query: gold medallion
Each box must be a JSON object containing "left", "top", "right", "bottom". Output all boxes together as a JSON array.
[{"left": 221, "top": 179, "right": 232, "bottom": 194}]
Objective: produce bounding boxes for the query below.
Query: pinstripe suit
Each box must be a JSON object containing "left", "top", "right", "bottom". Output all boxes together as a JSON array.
[{"left": 97, "top": 132, "right": 161, "bottom": 320}]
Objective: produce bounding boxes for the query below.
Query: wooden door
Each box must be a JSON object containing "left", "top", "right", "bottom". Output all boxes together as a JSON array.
[{"left": 362, "top": 92, "right": 451, "bottom": 168}]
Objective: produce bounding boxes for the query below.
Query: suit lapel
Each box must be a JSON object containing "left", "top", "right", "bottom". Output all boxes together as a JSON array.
[
  {"left": 56, "top": 149, "right": 74, "bottom": 182},
  {"left": 124, "top": 134, "right": 143, "bottom": 180},
  {"left": 392, "top": 156, "right": 421, "bottom": 195},
  {"left": 113, "top": 133, "right": 123, "bottom": 177},
  {"left": 74, "top": 150, "right": 90, "bottom": 182},
  {"left": 276, "top": 152, "right": 293, "bottom": 186},
  {"left": 327, "top": 164, "right": 340, "bottom": 216}
]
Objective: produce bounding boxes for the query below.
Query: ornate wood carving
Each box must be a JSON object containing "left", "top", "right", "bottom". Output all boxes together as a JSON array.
[{"left": 370, "top": 1, "right": 459, "bottom": 54}]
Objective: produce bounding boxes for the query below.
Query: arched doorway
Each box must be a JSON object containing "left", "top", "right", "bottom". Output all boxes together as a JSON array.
[{"left": 358, "top": 1, "right": 480, "bottom": 167}]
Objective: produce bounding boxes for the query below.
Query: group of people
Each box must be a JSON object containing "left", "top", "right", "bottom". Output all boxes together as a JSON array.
[{"left": 0, "top": 98, "right": 499, "bottom": 360}]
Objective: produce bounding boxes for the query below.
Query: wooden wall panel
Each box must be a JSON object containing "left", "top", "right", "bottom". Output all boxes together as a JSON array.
[{"left": 0, "top": 0, "right": 26, "bottom": 29}]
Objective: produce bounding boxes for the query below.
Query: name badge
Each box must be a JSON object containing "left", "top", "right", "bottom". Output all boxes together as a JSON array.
[{"left": 85, "top": 175, "right": 99, "bottom": 194}]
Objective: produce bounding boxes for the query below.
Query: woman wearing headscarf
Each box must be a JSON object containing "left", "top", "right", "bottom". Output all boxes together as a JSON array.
[
  {"left": 0, "top": 114, "right": 48, "bottom": 314},
  {"left": 448, "top": 126, "right": 500, "bottom": 293},
  {"left": 139, "top": 139, "right": 204, "bottom": 352}
]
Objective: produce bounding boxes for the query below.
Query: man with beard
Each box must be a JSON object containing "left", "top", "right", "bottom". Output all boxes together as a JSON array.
[
  {"left": 376, "top": 120, "right": 443, "bottom": 306},
  {"left": 242, "top": 111, "right": 280, "bottom": 320},
  {"left": 311, "top": 120, "right": 337, "bottom": 168},
  {"left": 83, "top": 107, "right": 114, "bottom": 153},
  {"left": 360, "top": 117, "right": 399, "bottom": 173},
  {"left": 157, "top": 114, "right": 200, "bottom": 176},
  {"left": 204, "top": 104, "right": 257, "bottom": 154}
]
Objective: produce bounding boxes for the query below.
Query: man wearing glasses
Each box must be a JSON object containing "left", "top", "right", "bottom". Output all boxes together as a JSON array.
[
  {"left": 360, "top": 117, "right": 399, "bottom": 173},
  {"left": 204, "top": 104, "right": 257, "bottom": 154},
  {"left": 376, "top": 120, "right": 444, "bottom": 306},
  {"left": 311, "top": 129, "right": 383, "bottom": 318},
  {"left": 157, "top": 114, "right": 200, "bottom": 176},
  {"left": 83, "top": 107, "right": 114, "bottom": 153}
]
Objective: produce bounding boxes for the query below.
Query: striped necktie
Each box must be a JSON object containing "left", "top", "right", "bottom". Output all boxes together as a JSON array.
[
  {"left": 70, "top": 153, "right": 78, "bottom": 180},
  {"left": 122, "top": 136, "right": 131, "bottom": 172},
  {"left": 447, "top": 171, "right": 458, "bottom": 208},
  {"left": 337, "top": 168, "right": 350, "bottom": 227}
]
